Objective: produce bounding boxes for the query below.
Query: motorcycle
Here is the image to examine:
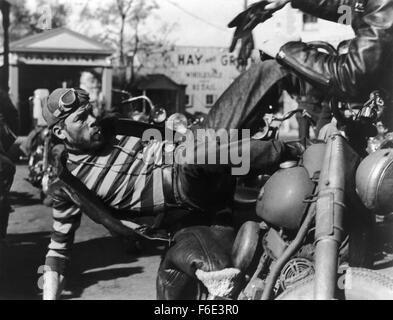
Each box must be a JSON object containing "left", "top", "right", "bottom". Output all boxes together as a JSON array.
[
  {"left": 228, "top": 91, "right": 393, "bottom": 300},
  {"left": 44, "top": 83, "right": 393, "bottom": 299},
  {"left": 27, "top": 126, "right": 63, "bottom": 202}
]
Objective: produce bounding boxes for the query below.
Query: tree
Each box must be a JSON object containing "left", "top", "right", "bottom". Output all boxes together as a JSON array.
[
  {"left": 8, "top": 0, "right": 69, "bottom": 42},
  {"left": 81, "top": 0, "right": 175, "bottom": 87}
]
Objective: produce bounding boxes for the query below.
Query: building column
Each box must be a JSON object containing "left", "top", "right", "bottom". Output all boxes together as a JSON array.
[
  {"left": 9, "top": 63, "right": 19, "bottom": 108},
  {"left": 102, "top": 67, "right": 113, "bottom": 111}
]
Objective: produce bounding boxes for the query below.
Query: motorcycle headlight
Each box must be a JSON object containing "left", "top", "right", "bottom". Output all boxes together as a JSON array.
[{"left": 356, "top": 148, "right": 393, "bottom": 215}]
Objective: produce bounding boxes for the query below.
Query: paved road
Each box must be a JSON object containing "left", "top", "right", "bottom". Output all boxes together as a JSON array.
[
  {"left": 0, "top": 165, "right": 162, "bottom": 300},
  {"left": 2, "top": 164, "right": 393, "bottom": 300}
]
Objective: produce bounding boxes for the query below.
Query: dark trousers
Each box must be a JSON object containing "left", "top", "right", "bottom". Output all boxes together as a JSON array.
[
  {"left": 0, "top": 153, "right": 15, "bottom": 239},
  {"left": 157, "top": 61, "right": 292, "bottom": 299},
  {"left": 174, "top": 60, "right": 290, "bottom": 213},
  {"left": 176, "top": 60, "right": 287, "bottom": 215}
]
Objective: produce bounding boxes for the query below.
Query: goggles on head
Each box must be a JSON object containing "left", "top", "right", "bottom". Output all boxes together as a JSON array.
[{"left": 53, "top": 89, "right": 80, "bottom": 119}]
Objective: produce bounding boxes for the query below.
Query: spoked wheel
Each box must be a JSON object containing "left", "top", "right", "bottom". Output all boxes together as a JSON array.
[{"left": 276, "top": 267, "right": 393, "bottom": 300}]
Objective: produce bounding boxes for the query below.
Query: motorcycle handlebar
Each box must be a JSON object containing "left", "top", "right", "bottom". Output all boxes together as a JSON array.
[
  {"left": 272, "top": 109, "right": 309, "bottom": 122},
  {"left": 121, "top": 95, "right": 156, "bottom": 113}
]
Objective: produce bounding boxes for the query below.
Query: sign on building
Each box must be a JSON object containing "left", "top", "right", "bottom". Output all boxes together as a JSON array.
[{"left": 139, "top": 46, "right": 240, "bottom": 114}]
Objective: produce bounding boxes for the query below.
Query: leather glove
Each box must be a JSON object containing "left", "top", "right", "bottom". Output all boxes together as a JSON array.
[
  {"left": 156, "top": 225, "right": 236, "bottom": 300},
  {"left": 228, "top": 1, "right": 274, "bottom": 63},
  {"left": 161, "top": 225, "right": 236, "bottom": 277},
  {"left": 156, "top": 268, "right": 205, "bottom": 300},
  {"left": 237, "top": 33, "right": 255, "bottom": 68}
]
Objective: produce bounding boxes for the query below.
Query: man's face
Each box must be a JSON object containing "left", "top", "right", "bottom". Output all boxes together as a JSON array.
[{"left": 53, "top": 104, "right": 107, "bottom": 152}]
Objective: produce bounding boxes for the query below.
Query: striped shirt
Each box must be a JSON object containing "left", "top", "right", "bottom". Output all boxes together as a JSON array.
[{"left": 46, "top": 135, "right": 168, "bottom": 274}]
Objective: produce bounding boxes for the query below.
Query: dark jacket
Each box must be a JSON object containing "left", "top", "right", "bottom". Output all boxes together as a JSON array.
[
  {"left": 277, "top": 0, "right": 393, "bottom": 101},
  {"left": 0, "top": 90, "right": 18, "bottom": 134},
  {"left": 0, "top": 90, "right": 18, "bottom": 152}
]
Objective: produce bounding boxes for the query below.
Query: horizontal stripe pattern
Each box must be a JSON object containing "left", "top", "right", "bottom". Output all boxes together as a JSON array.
[{"left": 46, "top": 136, "right": 167, "bottom": 273}]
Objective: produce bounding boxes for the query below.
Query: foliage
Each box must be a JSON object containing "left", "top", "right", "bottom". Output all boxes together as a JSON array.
[
  {"left": 8, "top": 0, "right": 69, "bottom": 42},
  {"left": 80, "top": 0, "right": 176, "bottom": 86}
]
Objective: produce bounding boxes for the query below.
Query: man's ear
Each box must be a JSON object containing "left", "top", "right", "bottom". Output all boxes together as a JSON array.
[{"left": 53, "top": 124, "right": 66, "bottom": 141}]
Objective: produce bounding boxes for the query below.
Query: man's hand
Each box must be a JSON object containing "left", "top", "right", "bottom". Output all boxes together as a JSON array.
[
  {"left": 259, "top": 34, "right": 300, "bottom": 58},
  {"left": 43, "top": 271, "right": 64, "bottom": 300},
  {"left": 228, "top": 0, "right": 292, "bottom": 65},
  {"left": 228, "top": 1, "right": 273, "bottom": 48},
  {"left": 228, "top": 1, "right": 275, "bottom": 65}
]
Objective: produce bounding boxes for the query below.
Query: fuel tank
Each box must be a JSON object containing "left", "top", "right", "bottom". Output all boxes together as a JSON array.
[
  {"left": 356, "top": 148, "right": 393, "bottom": 215},
  {"left": 256, "top": 165, "right": 314, "bottom": 230},
  {"left": 302, "top": 143, "right": 326, "bottom": 178}
]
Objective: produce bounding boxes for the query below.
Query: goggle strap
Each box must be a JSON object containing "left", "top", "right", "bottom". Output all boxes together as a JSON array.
[{"left": 53, "top": 109, "right": 63, "bottom": 118}]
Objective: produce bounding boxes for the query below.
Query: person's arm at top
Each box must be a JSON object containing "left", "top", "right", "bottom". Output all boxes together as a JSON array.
[
  {"left": 265, "top": 0, "right": 354, "bottom": 22},
  {"left": 262, "top": 0, "right": 393, "bottom": 99}
]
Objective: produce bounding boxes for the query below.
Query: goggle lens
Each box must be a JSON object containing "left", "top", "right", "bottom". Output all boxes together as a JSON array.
[{"left": 53, "top": 89, "right": 79, "bottom": 118}]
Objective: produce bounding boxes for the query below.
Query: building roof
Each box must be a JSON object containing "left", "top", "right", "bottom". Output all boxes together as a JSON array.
[
  {"left": 135, "top": 74, "right": 185, "bottom": 91},
  {"left": 10, "top": 27, "right": 114, "bottom": 55}
]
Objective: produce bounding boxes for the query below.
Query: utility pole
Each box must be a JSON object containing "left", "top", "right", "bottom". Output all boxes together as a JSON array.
[
  {"left": 0, "top": 0, "right": 10, "bottom": 92},
  {"left": 244, "top": 0, "right": 248, "bottom": 10}
]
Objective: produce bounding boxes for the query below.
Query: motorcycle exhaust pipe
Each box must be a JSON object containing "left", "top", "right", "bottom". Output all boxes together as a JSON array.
[{"left": 314, "top": 134, "right": 346, "bottom": 300}]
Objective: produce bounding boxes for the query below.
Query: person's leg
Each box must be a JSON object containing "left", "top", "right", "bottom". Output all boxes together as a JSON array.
[
  {"left": 174, "top": 134, "right": 300, "bottom": 214},
  {"left": 175, "top": 60, "right": 295, "bottom": 205},
  {"left": 201, "top": 60, "right": 289, "bottom": 131},
  {"left": 0, "top": 153, "right": 15, "bottom": 277},
  {"left": 0, "top": 154, "right": 15, "bottom": 239},
  {"left": 177, "top": 133, "right": 294, "bottom": 175}
]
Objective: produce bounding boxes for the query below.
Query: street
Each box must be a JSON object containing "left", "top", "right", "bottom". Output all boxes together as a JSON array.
[
  {"left": 0, "top": 164, "right": 162, "bottom": 300},
  {"left": 2, "top": 162, "right": 393, "bottom": 300}
]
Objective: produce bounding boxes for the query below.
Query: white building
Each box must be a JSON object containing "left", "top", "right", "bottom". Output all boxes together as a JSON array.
[
  {"left": 138, "top": 46, "right": 240, "bottom": 115},
  {"left": 253, "top": 4, "right": 354, "bottom": 47}
]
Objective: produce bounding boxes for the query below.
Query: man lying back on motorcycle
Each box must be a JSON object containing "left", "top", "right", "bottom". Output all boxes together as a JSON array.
[{"left": 41, "top": 60, "right": 304, "bottom": 299}]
